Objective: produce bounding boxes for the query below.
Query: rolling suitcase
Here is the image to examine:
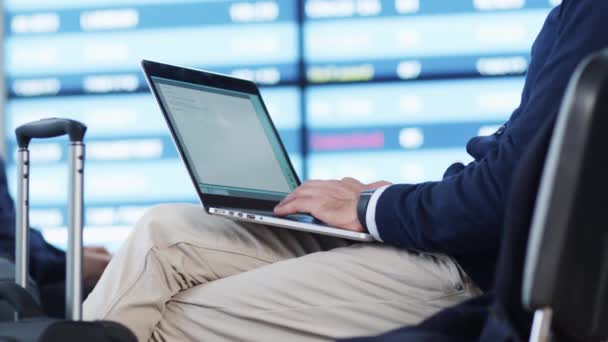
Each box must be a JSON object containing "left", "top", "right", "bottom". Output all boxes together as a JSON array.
[{"left": 0, "top": 118, "right": 136, "bottom": 342}]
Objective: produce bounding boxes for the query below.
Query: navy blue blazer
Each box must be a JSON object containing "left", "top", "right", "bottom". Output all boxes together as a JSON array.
[
  {"left": 372, "top": 0, "right": 608, "bottom": 291},
  {"left": 0, "top": 159, "right": 66, "bottom": 285},
  {"left": 343, "top": 97, "right": 558, "bottom": 342}
]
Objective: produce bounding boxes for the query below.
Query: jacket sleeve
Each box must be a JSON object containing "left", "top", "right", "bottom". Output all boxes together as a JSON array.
[{"left": 373, "top": 0, "right": 608, "bottom": 257}]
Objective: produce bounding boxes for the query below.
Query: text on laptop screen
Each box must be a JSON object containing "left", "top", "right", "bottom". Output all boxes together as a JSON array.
[{"left": 151, "top": 76, "right": 298, "bottom": 202}]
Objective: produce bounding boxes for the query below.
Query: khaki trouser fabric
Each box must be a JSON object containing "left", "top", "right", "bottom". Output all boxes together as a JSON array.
[{"left": 83, "top": 204, "right": 481, "bottom": 342}]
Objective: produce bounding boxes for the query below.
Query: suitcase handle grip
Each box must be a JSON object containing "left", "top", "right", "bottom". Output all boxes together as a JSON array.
[{"left": 15, "top": 118, "right": 87, "bottom": 148}]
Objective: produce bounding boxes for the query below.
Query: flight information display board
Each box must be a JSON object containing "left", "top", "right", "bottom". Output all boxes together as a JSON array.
[
  {"left": 303, "top": 0, "right": 556, "bottom": 182},
  {"left": 304, "top": 0, "right": 557, "bottom": 82},
  {"left": 305, "top": 77, "right": 524, "bottom": 183},
  {"left": 3, "top": 0, "right": 558, "bottom": 250},
  {"left": 3, "top": 0, "right": 302, "bottom": 250}
]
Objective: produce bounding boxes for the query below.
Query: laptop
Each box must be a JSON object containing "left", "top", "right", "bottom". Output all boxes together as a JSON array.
[{"left": 141, "top": 60, "right": 374, "bottom": 242}]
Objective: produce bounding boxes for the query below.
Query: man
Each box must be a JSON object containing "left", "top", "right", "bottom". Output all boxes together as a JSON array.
[{"left": 83, "top": 1, "right": 608, "bottom": 341}]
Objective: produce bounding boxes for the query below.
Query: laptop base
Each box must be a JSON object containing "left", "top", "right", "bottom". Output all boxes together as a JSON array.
[{"left": 208, "top": 207, "right": 375, "bottom": 242}]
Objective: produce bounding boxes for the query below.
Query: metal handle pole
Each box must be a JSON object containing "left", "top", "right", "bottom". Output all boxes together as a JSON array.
[
  {"left": 15, "top": 149, "right": 30, "bottom": 289},
  {"left": 66, "top": 142, "right": 85, "bottom": 320}
]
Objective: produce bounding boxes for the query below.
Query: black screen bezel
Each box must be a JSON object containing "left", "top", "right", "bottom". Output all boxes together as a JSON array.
[{"left": 141, "top": 59, "right": 301, "bottom": 212}]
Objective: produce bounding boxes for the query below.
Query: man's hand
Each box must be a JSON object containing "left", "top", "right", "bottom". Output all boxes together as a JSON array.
[
  {"left": 274, "top": 177, "right": 391, "bottom": 232},
  {"left": 83, "top": 246, "right": 112, "bottom": 286}
]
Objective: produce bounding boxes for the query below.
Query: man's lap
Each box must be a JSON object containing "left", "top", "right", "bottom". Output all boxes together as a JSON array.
[
  {"left": 84, "top": 204, "right": 350, "bottom": 339},
  {"left": 152, "top": 243, "right": 480, "bottom": 341},
  {"left": 84, "top": 203, "right": 480, "bottom": 341}
]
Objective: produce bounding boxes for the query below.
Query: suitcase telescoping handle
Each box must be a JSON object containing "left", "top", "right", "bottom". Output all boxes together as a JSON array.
[{"left": 14, "top": 118, "right": 87, "bottom": 321}]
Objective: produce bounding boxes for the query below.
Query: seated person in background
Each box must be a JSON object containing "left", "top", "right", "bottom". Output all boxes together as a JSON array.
[
  {"left": 0, "top": 158, "right": 111, "bottom": 316},
  {"left": 83, "top": 1, "right": 608, "bottom": 341}
]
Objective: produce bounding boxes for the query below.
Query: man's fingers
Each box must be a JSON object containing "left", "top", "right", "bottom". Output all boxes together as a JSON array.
[
  {"left": 274, "top": 197, "right": 318, "bottom": 216},
  {"left": 278, "top": 180, "right": 333, "bottom": 206},
  {"left": 279, "top": 188, "right": 310, "bottom": 206},
  {"left": 297, "top": 180, "right": 330, "bottom": 191},
  {"left": 276, "top": 188, "right": 321, "bottom": 211},
  {"left": 301, "top": 179, "right": 327, "bottom": 187},
  {"left": 279, "top": 192, "right": 296, "bottom": 206},
  {"left": 341, "top": 177, "right": 362, "bottom": 186}
]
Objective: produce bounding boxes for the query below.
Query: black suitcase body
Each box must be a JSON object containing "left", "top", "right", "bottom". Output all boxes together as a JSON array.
[
  {"left": 0, "top": 118, "right": 135, "bottom": 342},
  {"left": 0, "top": 257, "right": 40, "bottom": 322}
]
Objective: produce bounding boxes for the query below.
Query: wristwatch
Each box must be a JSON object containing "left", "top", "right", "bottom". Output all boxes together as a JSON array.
[{"left": 356, "top": 189, "right": 376, "bottom": 230}]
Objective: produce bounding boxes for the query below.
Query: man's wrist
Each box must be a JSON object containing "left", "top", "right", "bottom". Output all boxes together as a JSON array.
[
  {"left": 357, "top": 190, "right": 375, "bottom": 231},
  {"left": 364, "top": 185, "right": 392, "bottom": 242}
]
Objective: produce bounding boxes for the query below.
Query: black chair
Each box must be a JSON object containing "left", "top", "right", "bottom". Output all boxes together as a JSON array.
[{"left": 522, "top": 49, "right": 608, "bottom": 341}]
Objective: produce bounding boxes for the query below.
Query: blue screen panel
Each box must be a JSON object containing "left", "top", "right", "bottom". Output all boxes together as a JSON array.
[
  {"left": 307, "top": 149, "right": 473, "bottom": 184},
  {"left": 306, "top": 77, "right": 524, "bottom": 128},
  {"left": 305, "top": 77, "right": 526, "bottom": 183},
  {"left": 4, "top": 85, "right": 301, "bottom": 250},
  {"left": 5, "top": 0, "right": 300, "bottom": 94},
  {"left": 304, "top": 1, "right": 556, "bottom": 82},
  {"left": 3, "top": 0, "right": 560, "bottom": 251}
]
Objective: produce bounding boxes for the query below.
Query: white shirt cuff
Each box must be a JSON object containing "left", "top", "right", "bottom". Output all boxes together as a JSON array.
[{"left": 365, "top": 185, "right": 391, "bottom": 242}]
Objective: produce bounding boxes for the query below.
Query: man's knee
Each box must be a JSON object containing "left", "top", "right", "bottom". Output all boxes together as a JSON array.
[{"left": 130, "top": 203, "right": 209, "bottom": 248}]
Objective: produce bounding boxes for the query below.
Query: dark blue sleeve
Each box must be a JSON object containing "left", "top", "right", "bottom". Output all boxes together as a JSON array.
[
  {"left": 374, "top": 0, "right": 608, "bottom": 258},
  {"left": 0, "top": 159, "right": 18, "bottom": 259},
  {"left": 0, "top": 159, "right": 66, "bottom": 285}
]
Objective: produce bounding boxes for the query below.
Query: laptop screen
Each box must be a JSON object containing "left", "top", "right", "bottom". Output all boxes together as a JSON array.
[{"left": 151, "top": 76, "right": 298, "bottom": 202}]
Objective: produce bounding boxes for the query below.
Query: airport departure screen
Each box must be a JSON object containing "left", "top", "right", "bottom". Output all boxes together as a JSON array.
[{"left": 2, "top": 0, "right": 559, "bottom": 250}]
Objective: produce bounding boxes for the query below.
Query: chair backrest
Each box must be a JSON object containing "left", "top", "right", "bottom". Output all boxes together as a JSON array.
[{"left": 523, "top": 49, "right": 608, "bottom": 341}]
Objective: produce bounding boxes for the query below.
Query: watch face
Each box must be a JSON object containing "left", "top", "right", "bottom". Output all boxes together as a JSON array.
[{"left": 357, "top": 190, "right": 374, "bottom": 230}]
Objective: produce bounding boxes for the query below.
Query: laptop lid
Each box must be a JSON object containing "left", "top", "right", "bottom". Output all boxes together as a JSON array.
[{"left": 141, "top": 60, "right": 300, "bottom": 212}]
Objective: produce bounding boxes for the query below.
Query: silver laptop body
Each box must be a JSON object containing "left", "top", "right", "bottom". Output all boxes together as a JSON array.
[{"left": 141, "top": 60, "right": 374, "bottom": 242}]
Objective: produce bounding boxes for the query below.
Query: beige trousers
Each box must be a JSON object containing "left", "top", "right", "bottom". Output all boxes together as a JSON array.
[{"left": 83, "top": 204, "right": 481, "bottom": 342}]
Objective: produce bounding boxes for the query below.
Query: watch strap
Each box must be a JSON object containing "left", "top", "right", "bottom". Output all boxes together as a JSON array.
[{"left": 357, "top": 190, "right": 375, "bottom": 230}]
